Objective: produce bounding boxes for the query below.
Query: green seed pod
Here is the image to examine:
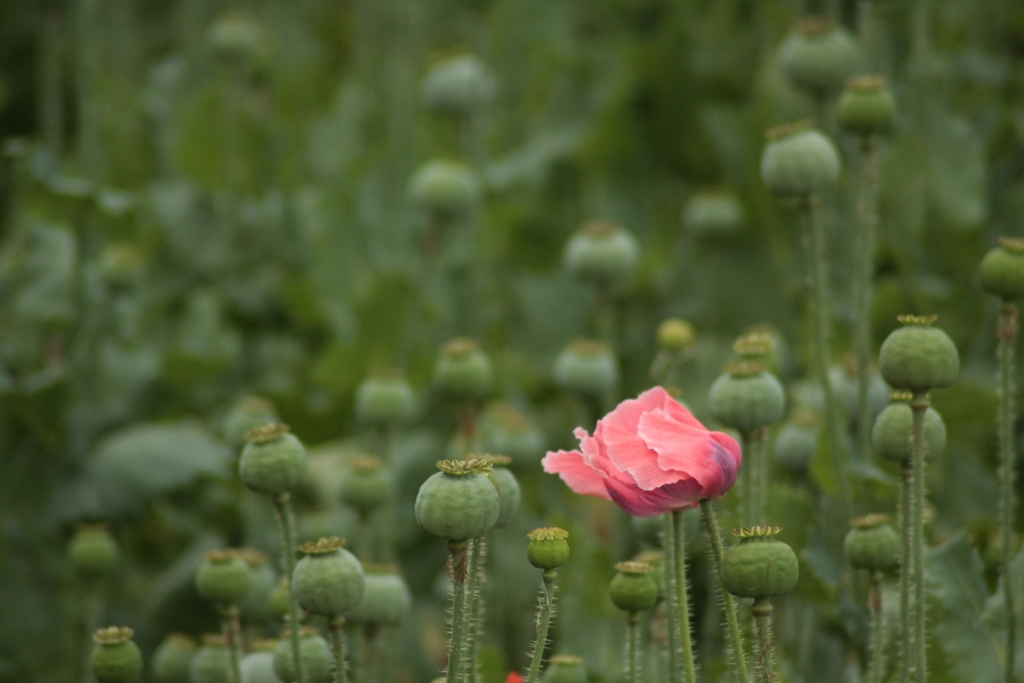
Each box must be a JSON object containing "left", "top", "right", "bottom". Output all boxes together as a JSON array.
[
  {"left": 878, "top": 315, "right": 959, "bottom": 392},
  {"left": 240, "top": 649, "right": 281, "bottom": 683},
  {"left": 273, "top": 628, "right": 333, "bottom": 683},
  {"left": 416, "top": 459, "right": 500, "bottom": 541},
  {"left": 633, "top": 550, "right": 666, "bottom": 601},
  {"left": 340, "top": 456, "right": 392, "bottom": 515},
  {"left": 778, "top": 18, "right": 861, "bottom": 100},
  {"left": 553, "top": 339, "right": 618, "bottom": 398},
  {"left": 208, "top": 12, "right": 266, "bottom": 65},
  {"left": 152, "top": 633, "right": 195, "bottom": 683},
  {"left": 292, "top": 537, "right": 365, "bottom": 617},
  {"left": 239, "top": 424, "right": 308, "bottom": 496},
  {"left": 657, "top": 318, "right": 696, "bottom": 353},
  {"left": 773, "top": 412, "right": 820, "bottom": 475},
  {"left": 829, "top": 358, "right": 890, "bottom": 427},
  {"left": 354, "top": 369, "right": 417, "bottom": 426},
  {"left": 433, "top": 338, "right": 493, "bottom": 401},
  {"left": 542, "top": 655, "right": 587, "bottom": 683},
  {"left": 343, "top": 564, "right": 411, "bottom": 625},
  {"left": 760, "top": 121, "right": 840, "bottom": 199},
  {"left": 422, "top": 54, "right": 494, "bottom": 115},
  {"left": 563, "top": 221, "right": 640, "bottom": 285},
  {"left": 527, "top": 527, "right": 571, "bottom": 570},
  {"left": 236, "top": 549, "right": 276, "bottom": 623},
  {"left": 721, "top": 526, "right": 800, "bottom": 598},
  {"left": 481, "top": 403, "right": 546, "bottom": 468},
  {"left": 195, "top": 550, "right": 251, "bottom": 605},
  {"left": 683, "top": 189, "right": 744, "bottom": 239},
  {"left": 609, "top": 561, "right": 659, "bottom": 613},
  {"left": 844, "top": 514, "right": 899, "bottom": 572},
  {"left": 478, "top": 455, "right": 521, "bottom": 528},
  {"left": 709, "top": 363, "right": 786, "bottom": 432},
  {"left": 269, "top": 577, "right": 291, "bottom": 619},
  {"left": 732, "top": 332, "right": 781, "bottom": 376},
  {"left": 409, "top": 159, "right": 481, "bottom": 218},
  {"left": 91, "top": 627, "right": 143, "bottom": 683},
  {"left": 980, "top": 237, "right": 1024, "bottom": 301},
  {"left": 837, "top": 76, "right": 897, "bottom": 137},
  {"left": 190, "top": 635, "right": 231, "bottom": 683},
  {"left": 872, "top": 392, "right": 947, "bottom": 463},
  {"left": 222, "top": 396, "right": 278, "bottom": 448},
  {"left": 68, "top": 524, "right": 119, "bottom": 580},
  {"left": 631, "top": 515, "right": 664, "bottom": 548}
]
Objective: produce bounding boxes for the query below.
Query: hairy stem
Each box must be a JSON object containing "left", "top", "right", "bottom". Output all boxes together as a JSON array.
[
  {"left": 899, "top": 462, "right": 913, "bottom": 683},
  {"left": 525, "top": 574, "right": 556, "bottom": 683},
  {"left": 329, "top": 617, "right": 348, "bottom": 683},
  {"left": 869, "top": 572, "right": 886, "bottom": 683},
  {"left": 855, "top": 139, "right": 879, "bottom": 463},
  {"left": 466, "top": 535, "right": 487, "bottom": 683},
  {"left": 222, "top": 605, "right": 244, "bottom": 683},
  {"left": 274, "top": 493, "right": 308, "bottom": 683},
  {"left": 627, "top": 612, "right": 641, "bottom": 683},
  {"left": 752, "top": 599, "right": 775, "bottom": 683},
  {"left": 673, "top": 510, "right": 698, "bottom": 682},
  {"left": 446, "top": 540, "right": 470, "bottom": 683},
  {"left": 910, "top": 393, "right": 929, "bottom": 683},
  {"left": 700, "top": 500, "right": 749, "bottom": 683},
  {"left": 998, "top": 302, "right": 1018, "bottom": 683}
]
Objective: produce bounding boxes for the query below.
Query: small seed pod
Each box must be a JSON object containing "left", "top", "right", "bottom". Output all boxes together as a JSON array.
[
  {"left": 553, "top": 339, "right": 618, "bottom": 398},
  {"left": 872, "top": 392, "right": 947, "bottom": 463},
  {"left": 269, "top": 577, "right": 291, "bottom": 619},
  {"left": 683, "top": 189, "right": 744, "bottom": 239},
  {"left": 241, "top": 647, "right": 279, "bottom": 683},
  {"left": 343, "top": 564, "right": 411, "bottom": 626},
  {"left": 292, "top": 537, "right": 365, "bottom": 617},
  {"left": 829, "top": 358, "right": 891, "bottom": 427},
  {"left": 980, "top": 237, "right": 1024, "bottom": 301},
  {"left": 421, "top": 53, "right": 495, "bottom": 115},
  {"left": 563, "top": 221, "right": 640, "bottom": 285},
  {"left": 732, "top": 332, "right": 781, "bottom": 376},
  {"left": 760, "top": 121, "right": 841, "bottom": 199},
  {"left": 709, "top": 363, "right": 786, "bottom": 432},
  {"left": 273, "top": 627, "right": 333, "bottom": 683},
  {"left": 721, "top": 526, "right": 800, "bottom": 598},
  {"left": 433, "top": 338, "right": 493, "bottom": 401},
  {"left": 837, "top": 76, "right": 897, "bottom": 137},
  {"left": 409, "top": 159, "right": 481, "bottom": 218},
  {"left": 222, "top": 396, "right": 278, "bottom": 448},
  {"left": 68, "top": 524, "right": 119, "bottom": 580},
  {"left": 416, "top": 459, "right": 500, "bottom": 541},
  {"left": 190, "top": 635, "right": 231, "bottom": 683},
  {"left": 236, "top": 549, "right": 276, "bottom": 622},
  {"left": 542, "top": 655, "right": 587, "bottom": 683},
  {"left": 631, "top": 514, "right": 664, "bottom": 548},
  {"left": 481, "top": 404, "right": 546, "bottom": 468},
  {"left": 340, "top": 456, "right": 393, "bottom": 515},
  {"left": 152, "top": 633, "right": 195, "bottom": 683},
  {"left": 878, "top": 315, "right": 959, "bottom": 393},
  {"left": 609, "top": 561, "right": 659, "bottom": 613},
  {"left": 239, "top": 424, "right": 308, "bottom": 496},
  {"left": 632, "top": 550, "right": 666, "bottom": 601},
  {"left": 778, "top": 17, "right": 861, "bottom": 100},
  {"left": 527, "top": 527, "right": 571, "bottom": 570},
  {"left": 773, "top": 412, "right": 820, "bottom": 475},
  {"left": 354, "top": 369, "right": 417, "bottom": 427},
  {"left": 91, "top": 627, "right": 142, "bottom": 683},
  {"left": 478, "top": 454, "right": 521, "bottom": 528},
  {"left": 844, "top": 514, "right": 899, "bottom": 572},
  {"left": 195, "top": 550, "right": 251, "bottom": 605},
  {"left": 657, "top": 318, "right": 696, "bottom": 353}
]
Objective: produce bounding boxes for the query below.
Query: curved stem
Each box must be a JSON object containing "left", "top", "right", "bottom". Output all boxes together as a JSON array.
[
  {"left": 855, "top": 139, "right": 879, "bottom": 463},
  {"left": 899, "top": 463, "right": 913, "bottom": 683},
  {"left": 673, "top": 510, "right": 698, "bottom": 683},
  {"left": 446, "top": 540, "right": 470, "bottom": 683},
  {"left": 329, "top": 617, "right": 348, "bottom": 683},
  {"left": 700, "top": 500, "right": 750, "bottom": 683},
  {"left": 524, "top": 574, "right": 555, "bottom": 683},
  {"left": 868, "top": 572, "right": 886, "bottom": 683},
  {"left": 274, "top": 493, "right": 308, "bottom": 683},
  {"left": 998, "top": 302, "right": 1018, "bottom": 683},
  {"left": 222, "top": 605, "right": 244, "bottom": 683},
  {"left": 627, "top": 612, "right": 641, "bottom": 683},
  {"left": 910, "top": 393, "right": 929, "bottom": 683},
  {"left": 752, "top": 599, "right": 775, "bottom": 683}
]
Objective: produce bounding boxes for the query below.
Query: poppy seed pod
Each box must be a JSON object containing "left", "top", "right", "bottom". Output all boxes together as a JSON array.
[
  {"left": 195, "top": 550, "right": 251, "bottom": 605},
  {"left": 837, "top": 76, "right": 897, "bottom": 137},
  {"left": 721, "top": 526, "right": 799, "bottom": 598},
  {"left": 240, "top": 649, "right": 279, "bottom": 683},
  {"left": 479, "top": 455, "right": 521, "bottom": 528},
  {"left": 844, "top": 514, "right": 899, "bottom": 572},
  {"left": 91, "top": 627, "right": 143, "bottom": 683},
  {"left": 778, "top": 18, "right": 861, "bottom": 100},
  {"left": 632, "top": 550, "right": 666, "bottom": 601},
  {"left": 773, "top": 412, "right": 820, "bottom": 475},
  {"left": 683, "top": 189, "right": 744, "bottom": 238},
  {"left": 343, "top": 564, "right": 411, "bottom": 625},
  {"left": 481, "top": 404, "right": 546, "bottom": 467},
  {"left": 422, "top": 53, "right": 495, "bottom": 115},
  {"left": 291, "top": 537, "right": 366, "bottom": 617},
  {"left": 415, "top": 459, "right": 500, "bottom": 541},
  {"left": 269, "top": 577, "right": 291, "bottom": 619},
  {"left": 563, "top": 221, "right": 640, "bottom": 284},
  {"left": 527, "top": 527, "right": 571, "bottom": 570},
  {"left": 434, "top": 338, "right": 493, "bottom": 401},
  {"left": 761, "top": 121, "right": 841, "bottom": 199},
  {"left": 190, "top": 635, "right": 231, "bottom": 683},
  {"left": 878, "top": 315, "right": 959, "bottom": 393},
  {"left": 340, "top": 456, "right": 392, "bottom": 515},
  {"left": 609, "top": 561, "right": 659, "bottom": 613},
  {"left": 152, "top": 633, "right": 195, "bottom": 683},
  {"left": 354, "top": 369, "right": 417, "bottom": 426},
  {"left": 829, "top": 359, "right": 890, "bottom": 427},
  {"left": 273, "top": 627, "right": 333, "bottom": 683},
  {"left": 68, "top": 524, "right": 119, "bottom": 580},
  {"left": 222, "top": 396, "right": 278, "bottom": 448},
  {"left": 208, "top": 12, "right": 265, "bottom": 65},
  {"left": 236, "top": 549, "right": 276, "bottom": 622},
  {"left": 732, "top": 332, "right": 781, "bottom": 375},
  {"left": 239, "top": 424, "right": 308, "bottom": 496},
  {"left": 409, "top": 159, "right": 481, "bottom": 218},
  {"left": 657, "top": 318, "right": 696, "bottom": 353},
  {"left": 872, "top": 392, "right": 946, "bottom": 463},
  {"left": 542, "top": 655, "right": 587, "bottom": 683},
  {"left": 709, "top": 363, "right": 786, "bottom": 432},
  {"left": 980, "top": 237, "right": 1024, "bottom": 301},
  {"left": 553, "top": 339, "right": 619, "bottom": 398}
]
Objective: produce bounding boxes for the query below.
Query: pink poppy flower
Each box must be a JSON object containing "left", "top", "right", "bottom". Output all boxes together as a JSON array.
[
  {"left": 542, "top": 386, "right": 742, "bottom": 516},
  {"left": 505, "top": 674, "right": 524, "bottom": 683}
]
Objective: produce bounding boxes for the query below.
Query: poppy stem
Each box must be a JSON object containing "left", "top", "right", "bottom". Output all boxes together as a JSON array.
[
  {"left": 898, "top": 462, "right": 913, "bottom": 683},
  {"left": 446, "top": 539, "right": 470, "bottom": 683},
  {"left": 664, "top": 511, "right": 698, "bottom": 683},
  {"left": 700, "top": 500, "right": 749, "bottom": 683},
  {"left": 221, "top": 605, "right": 244, "bottom": 683},
  {"left": 627, "top": 612, "right": 641, "bottom": 683},
  {"left": 868, "top": 571, "right": 886, "bottom": 683},
  {"left": 524, "top": 572, "right": 556, "bottom": 683},
  {"left": 465, "top": 535, "right": 487, "bottom": 683},
  {"left": 661, "top": 513, "right": 683, "bottom": 682},
  {"left": 997, "top": 302, "right": 1018, "bottom": 683},
  {"left": 855, "top": 138, "right": 879, "bottom": 464},
  {"left": 273, "top": 493, "right": 308, "bottom": 683},
  {"left": 751, "top": 598, "right": 775, "bottom": 683},
  {"left": 910, "top": 391, "right": 929, "bottom": 683},
  {"left": 329, "top": 616, "right": 348, "bottom": 683}
]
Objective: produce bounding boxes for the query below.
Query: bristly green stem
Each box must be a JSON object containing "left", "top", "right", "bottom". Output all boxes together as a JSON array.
[
  {"left": 274, "top": 493, "right": 308, "bottom": 683},
  {"left": 525, "top": 572, "right": 556, "bottom": 683},
  {"left": 466, "top": 535, "right": 487, "bottom": 683},
  {"left": 802, "top": 197, "right": 853, "bottom": 520},
  {"left": 222, "top": 605, "right": 244, "bottom": 683},
  {"left": 899, "top": 462, "right": 913, "bottom": 683},
  {"left": 627, "top": 612, "right": 641, "bottom": 683},
  {"left": 855, "top": 139, "right": 879, "bottom": 464},
  {"left": 751, "top": 599, "right": 775, "bottom": 683},
  {"left": 673, "top": 510, "right": 698, "bottom": 683},
  {"left": 446, "top": 540, "right": 470, "bottom": 683},
  {"left": 662, "top": 513, "right": 683, "bottom": 682},
  {"left": 868, "top": 572, "right": 886, "bottom": 683},
  {"left": 997, "top": 302, "right": 1018, "bottom": 683},
  {"left": 329, "top": 616, "right": 348, "bottom": 683},
  {"left": 700, "top": 500, "right": 749, "bottom": 683},
  {"left": 910, "top": 392, "right": 929, "bottom": 683},
  {"left": 740, "top": 432, "right": 755, "bottom": 528}
]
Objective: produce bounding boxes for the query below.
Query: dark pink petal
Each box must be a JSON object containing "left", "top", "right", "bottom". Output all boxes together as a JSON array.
[
  {"left": 636, "top": 409, "right": 730, "bottom": 488},
  {"left": 542, "top": 449, "right": 611, "bottom": 500},
  {"left": 604, "top": 476, "right": 674, "bottom": 516},
  {"left": 657, "top": 476, "right": 705, "bottom": 507},
  {"left": 702, "top": 432, "right": 742, "bottom": 499}
]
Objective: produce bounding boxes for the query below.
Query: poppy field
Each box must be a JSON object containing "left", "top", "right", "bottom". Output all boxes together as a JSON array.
[{"left": 2, "top": 1, "right": 1024, "bottom": 683}]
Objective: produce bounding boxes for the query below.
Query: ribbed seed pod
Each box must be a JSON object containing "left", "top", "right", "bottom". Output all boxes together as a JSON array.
[
  {"left": 709, "top": 363, "right": 786, "bottom": 432},
  {"left": 195, "top": 550, "right": 251, "bottom": 605},
  {"left": 238, "top": 424, "right": 308, "bottom": 496},
  {"left": 273, "top": 627, "right": 333, "bottom": 683},
  {"left": 91, "top": 627, "right": 143, "bottom": 683},
  {"left": 721, "top": 527, "right": 799, "bottom": 599},
  {"left": 878, "top": 315, "right": 959, "bottom": 393},
  {"left": 152, "top": 633, "right": 195, "bottom": 683},
  {"left": 343, "top": 564, "right": 411, "bottom": 626},
  {"left": 415, "top": 459, "right": 500, "bottom": 541},
  {"left": 760, "top": 121, "right": 841, "bottom": 199},
  {"left": 553, "top": 339, "right": 619, "bottom": 398},
  {"left": 609, "top": 561, "right": 658, "bottom": 613},
  {"left": 340, "top": 456, "right": 392, "bottom": 515},
  {"left": 433, "top": 338, "right": 493, "bottom": 401},
  {"left": 563, "top": 221, "right": 640, "bottom": 285},
  {"left": 291, "top": 537, "right": 365, "bottom": 617},
  {"left": 844, "top": 514, "right": 899, "bottom": 572},
  {"left": 527, "top": 527, "right": 571, "bottom": 570},
  {"left": 68, "top": 524, "right": 119, "bottom": 580}
]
